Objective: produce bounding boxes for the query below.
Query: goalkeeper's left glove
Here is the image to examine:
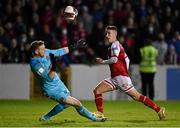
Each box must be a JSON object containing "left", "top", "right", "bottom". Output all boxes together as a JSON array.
[{"left": 69, "top": 39, "right": 87, "bottom": 51}]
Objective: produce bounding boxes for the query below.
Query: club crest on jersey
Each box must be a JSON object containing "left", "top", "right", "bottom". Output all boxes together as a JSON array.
[
  {"left": 38, "top": 68, "right": 44, "bottom": 75},
  {"left": 112, "top": 44, "right": 118, "bottom": 50},
  {"left": 112, "top": 44, "right": 119, "bottom": 55}
]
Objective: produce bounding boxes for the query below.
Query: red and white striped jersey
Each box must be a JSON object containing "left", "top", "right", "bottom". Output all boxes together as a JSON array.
[{"left": 108, "top": 41, "right": 129, "bottom": 77}]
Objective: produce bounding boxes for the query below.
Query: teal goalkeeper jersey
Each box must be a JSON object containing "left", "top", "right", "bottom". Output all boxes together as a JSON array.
[{"left": 30, "top": 48, "right": 68, "bottom": 94}]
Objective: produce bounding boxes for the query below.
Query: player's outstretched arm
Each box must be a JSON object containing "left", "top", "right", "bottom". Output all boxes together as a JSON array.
[
  {"left": 47, "top": 39, "right": 86, "bottom": 57},
  {"left": 96, "top": 57, "right": 118, "bottom": 64},
  {"left": 96, "top": 57, "right": 104, "bottom": 64},
  {"left": 47, "top": 47, "right": 69, "bottom": 57}
]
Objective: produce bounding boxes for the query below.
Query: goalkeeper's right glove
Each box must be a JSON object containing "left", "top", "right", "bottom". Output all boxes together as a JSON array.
[
  {"left": 49, "top": 53, "right": 57, "bottom": 71},
  {"left": 69, "top": 39, "right": 87, "bottom": 51}
]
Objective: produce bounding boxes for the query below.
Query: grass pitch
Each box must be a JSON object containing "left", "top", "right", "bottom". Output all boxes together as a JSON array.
[{"left": 0, "top": 99, "right": 180, "bottom": 127}]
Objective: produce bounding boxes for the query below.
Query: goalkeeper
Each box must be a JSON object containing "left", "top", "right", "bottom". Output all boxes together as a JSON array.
[{"left": 30, "top": 40, "right": 106, "bottom": 122}]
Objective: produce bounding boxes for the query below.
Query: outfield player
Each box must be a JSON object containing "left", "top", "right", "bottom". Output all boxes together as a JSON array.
[
  {"left": 93, "top": 25, "right": 165, "bottom": 120},
  {"left": 30, "top": 40, "right": 106, "bottom": 122}
]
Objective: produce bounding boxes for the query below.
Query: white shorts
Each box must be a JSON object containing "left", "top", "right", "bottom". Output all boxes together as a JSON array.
[{"left": 103, "top": 75, "right": 134, "bottom": 92}]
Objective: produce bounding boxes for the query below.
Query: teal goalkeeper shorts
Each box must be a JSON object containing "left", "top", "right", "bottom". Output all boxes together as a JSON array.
[{"left": 44, "top": 83, "right": 70, "bottom": 102}]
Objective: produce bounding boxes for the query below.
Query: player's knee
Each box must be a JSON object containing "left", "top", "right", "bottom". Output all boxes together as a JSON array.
[
  {"left": 132, "top": 95, "right": 139, "bottom": 101},
  {"left": 131, "top": 93, "right": 141, "bottom": 101},
  {"left": 127, "top": 88, "right": 141, "bottom": 101},
  {"left": 128, "top": 91, "right": 138, "bottom": 101},
  {"left": 93, "top": 88, "right": 100, "bottom": 95},
  {"left": 93, "top": 88, "right": 96, "bottom": 94}
]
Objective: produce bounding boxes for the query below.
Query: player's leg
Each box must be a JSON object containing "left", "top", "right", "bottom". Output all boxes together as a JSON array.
[
  {"left": 113, "top": 75, "right": 165, "bottom": 120},
  {"left": 93, "top": 79, "right": 116, "bottom": 113},
  {"left": 39, "top": 103, "right": 69, "bottom": 121},
  {"left": 65, "top": 95, "right": 106, "bottom": 122},
  {"left": 127, "top": 88, "right": 160, "bottom": 112},
  {"left": 126, "top": 87, "right": 165, "bottom": 120}
]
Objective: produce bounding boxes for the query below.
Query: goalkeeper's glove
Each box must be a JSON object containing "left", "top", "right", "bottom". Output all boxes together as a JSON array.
[
  {"left": 69, "top": 39, "right": 87, "bottom": 51},
  {"left": 49, "top": 53, "right": 57, "bottom": 71}
]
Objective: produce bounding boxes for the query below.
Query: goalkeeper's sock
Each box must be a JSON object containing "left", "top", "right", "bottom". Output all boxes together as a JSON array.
[
  {"left": 44, "top": 103, "right": 66, "bottom": 119},
  {"left": 95, "top": 94, "right": 103, "bottom": 113},
  {"left": 139, "top": 95, "right": 160, "bottom": 113},
  {"left": 76, "top": 105, "right": 96, "bottom": 121}
]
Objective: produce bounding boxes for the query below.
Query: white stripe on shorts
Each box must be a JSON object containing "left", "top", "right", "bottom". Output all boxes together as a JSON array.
[
  {"left": 103, "top": 75, "right": 134, "bottom": 92},
  {"left": 103, "top": 79, "right": 116, "bottom": 89}
]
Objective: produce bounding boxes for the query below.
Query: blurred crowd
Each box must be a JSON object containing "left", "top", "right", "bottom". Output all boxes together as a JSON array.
[{"left": 0, "top": 0, "right": 180, "bottom": 65}]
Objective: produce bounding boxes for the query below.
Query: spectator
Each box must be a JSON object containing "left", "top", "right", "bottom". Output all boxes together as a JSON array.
[
  {"left": 0, "top": 42, "right": 8, "bottom": 63},
  {"left": 78, "top": 6, "right": 93, "bottom": 35},
  {"left": 104, "top": 9, "right": 115, "bottom": 26},
  {"left": 172, "top": 31, "right": 180, "bottom": 64},
  {"left": 90, "top": 21, "right": 107, "bottom": 59},
  {"left": 8, "top": 38, "right": 20, "bottom": 63},
  {"left": 153, "top": 32, "right": 168, "bottom": 65},
  {"left": 165, "top": 44, "right": 177, "bottom": 65},
  {"left": 144, "top": 14, "right": 160, "bottom": 40},
  {"left": 164, "top": 22, "right": 174, "bottom": 45}
]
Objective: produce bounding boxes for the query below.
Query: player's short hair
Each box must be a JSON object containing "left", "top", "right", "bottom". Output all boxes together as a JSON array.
[
  {"left": 105, "top": 25, "right": 117, "bottom": 31},
  {"left": 30, "top": 40, "right": 44, "bottom": 52}
]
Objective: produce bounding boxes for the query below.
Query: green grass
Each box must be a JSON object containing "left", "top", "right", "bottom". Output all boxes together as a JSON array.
[{"left": 0, "top": 99, "right": 180, "bottom": 127}]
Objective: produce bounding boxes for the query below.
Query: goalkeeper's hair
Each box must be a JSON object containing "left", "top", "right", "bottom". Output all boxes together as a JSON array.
[{"left": 30, "top": 40, "right": 44, "bottom": 53}]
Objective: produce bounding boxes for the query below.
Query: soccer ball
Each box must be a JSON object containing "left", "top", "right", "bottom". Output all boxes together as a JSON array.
[{"left": 64, "top": 5, "right": 78, "bottom": 21}]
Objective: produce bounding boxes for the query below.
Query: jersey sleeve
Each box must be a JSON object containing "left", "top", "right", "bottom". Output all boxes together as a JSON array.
[
  {"left": 111, "top": 42, "right": 120, "bottom": 57},
  {"left": 33, "top": 62, "right": 53, "bottom": 82},
  {"left": 45, "top": 48, "right": 68, "bottom": 57}
]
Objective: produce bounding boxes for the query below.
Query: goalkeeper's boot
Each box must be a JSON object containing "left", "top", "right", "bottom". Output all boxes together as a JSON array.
[
  {"left": 158, "top": 107, "right": 165, "bottom": 120},
  {"left": 39, "top": 115, "right": 51, "bottom": 122},
  {"left": 95, "top": 116, "right": 107, "bottom": 122},
  {"left": 93, "top": 111, "right": 105, "bottom": 118},
  {"left": 93, "top": 112, "right": 107, "bottom": 122}
]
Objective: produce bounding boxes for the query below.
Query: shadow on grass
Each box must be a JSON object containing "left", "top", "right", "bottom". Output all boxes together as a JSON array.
[
  {"left": 123, "top": 120, "right": 147, "bottom": 123},
  {"left": 37, "top": 119, "right": 76, "bottom": 126}
]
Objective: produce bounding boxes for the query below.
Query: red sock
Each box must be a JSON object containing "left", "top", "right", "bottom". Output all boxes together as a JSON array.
[
  {"left": 95, "top": 94, "right": 103, "bottom": 113},
  {"left": 139, "top": 95, "right": 160, "bottom": 113}
]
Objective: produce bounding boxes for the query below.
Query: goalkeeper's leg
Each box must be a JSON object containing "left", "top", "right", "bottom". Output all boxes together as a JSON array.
[
  {"left": 39, "top": 103, "right": 69, "bottom": 121},
  {"left": 127, "top": 87, "right": 165, "bottom": 120},
  {"left": 65, "top": 96, "right": 106, "bottom": 122}
]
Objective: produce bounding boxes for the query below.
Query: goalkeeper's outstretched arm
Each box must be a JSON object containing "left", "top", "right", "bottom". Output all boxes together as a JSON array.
[
  {"left": 46, "top": 47, "right": 69, "bottom": 57},
  {"left": 46, "top": 39, "right": 86, "bottom": 57}
]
